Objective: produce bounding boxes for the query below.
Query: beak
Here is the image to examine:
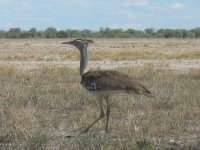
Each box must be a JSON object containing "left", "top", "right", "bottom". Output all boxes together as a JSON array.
[{"left": 62, "top": 41, "right": 73, "bottom": 45}]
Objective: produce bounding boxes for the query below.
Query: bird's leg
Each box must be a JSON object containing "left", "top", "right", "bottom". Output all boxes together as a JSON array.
[
  {"left": 82, "top": 98, "right": 105, "bottom": 133},
  {"left": 105, "top": 96, "right": 110, "bottom": 133}
]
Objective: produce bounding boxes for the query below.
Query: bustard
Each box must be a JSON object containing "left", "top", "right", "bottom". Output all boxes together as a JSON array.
[{"left": 62, "top": 39, "right": 153, "bottom": 133}]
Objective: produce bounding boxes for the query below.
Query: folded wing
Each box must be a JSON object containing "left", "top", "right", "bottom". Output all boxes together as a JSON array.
[{"left": 81, "top": 70, "right": 153, "bottom": 97}]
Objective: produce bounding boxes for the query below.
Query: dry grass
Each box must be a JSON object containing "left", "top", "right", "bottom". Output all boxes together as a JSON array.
[
  {"left": 1, "top": 48, "right": 200, "bottom": 61},
  {"left": 0, "top": 38, "right": 200, "bottom": 61},
  {"left": 0, "top": 38, "right": 200, "bottom": 149},
  {"left": 0, "top": 64, "right": 200, "bottom": 149},
  {"left": 100, "top": 49, "right": 200, "bottom": 60}
]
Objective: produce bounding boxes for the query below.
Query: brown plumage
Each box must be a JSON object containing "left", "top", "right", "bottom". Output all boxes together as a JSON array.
[
  {"left": 62, "top": 39, "right": 153, "bottom": 133},
  {"left": 81, "top": 70, "right": 153, "bottom": 98}
]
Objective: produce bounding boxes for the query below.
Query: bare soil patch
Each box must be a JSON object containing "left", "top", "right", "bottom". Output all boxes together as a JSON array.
[{"left": 0, "top": 59, "right": 200, "bottom": 71}]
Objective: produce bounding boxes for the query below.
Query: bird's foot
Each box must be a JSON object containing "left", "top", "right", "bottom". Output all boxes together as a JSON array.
[{"left": 65, "top": 127, "right": 88, "bottom": 138}]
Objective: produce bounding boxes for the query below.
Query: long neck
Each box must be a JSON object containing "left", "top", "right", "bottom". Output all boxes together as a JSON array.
[{"left": 79, "top": 45, "right": 89, "bottom": 76}]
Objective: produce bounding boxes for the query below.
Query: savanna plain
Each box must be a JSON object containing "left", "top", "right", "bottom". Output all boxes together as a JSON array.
[{"left": 0, "top": 38, "right": 200, "bottom": 149}]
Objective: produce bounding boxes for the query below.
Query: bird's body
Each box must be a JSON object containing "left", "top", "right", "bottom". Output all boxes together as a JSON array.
[
  {"left": 81, "top": 70, "right": 152, "bottom": 98},
  {"left": 62, "top": 39, "right": 153, "bottom": 133}
]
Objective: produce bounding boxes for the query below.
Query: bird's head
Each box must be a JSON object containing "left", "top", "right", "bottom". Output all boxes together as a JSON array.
[{"left": 62, "top": 39, "right": 94, "bottom": 51}]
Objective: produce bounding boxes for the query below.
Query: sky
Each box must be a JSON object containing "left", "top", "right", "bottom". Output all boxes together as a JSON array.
[{"left": 0, "top": 0, "right": 200, "bottom": 30}]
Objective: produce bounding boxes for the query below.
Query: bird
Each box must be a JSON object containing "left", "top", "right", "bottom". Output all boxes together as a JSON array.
[{"left": 62, "top": 39, "right": 153, "bottom": 133}]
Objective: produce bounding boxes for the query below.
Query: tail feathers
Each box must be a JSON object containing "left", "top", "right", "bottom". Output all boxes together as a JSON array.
[
  {"left": 141, "top": 86, "right": 155, "bottom": 98},
  {"left": 127, "top": 89, "right": 155, "bottom": 98}
]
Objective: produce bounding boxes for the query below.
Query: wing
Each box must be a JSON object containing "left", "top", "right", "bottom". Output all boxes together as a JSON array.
[{"left": 81, "top": 70, "right": 152, "bottom": 97}]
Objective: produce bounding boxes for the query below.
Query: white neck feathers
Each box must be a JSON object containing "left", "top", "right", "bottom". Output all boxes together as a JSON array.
[{"left": 79, "top": 45, "right": 89, "bottom": 76}]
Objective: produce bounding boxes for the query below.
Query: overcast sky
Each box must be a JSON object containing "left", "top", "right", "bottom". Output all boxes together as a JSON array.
[{"left": 0, "top": 0, "right": 199, "bottom": 30}]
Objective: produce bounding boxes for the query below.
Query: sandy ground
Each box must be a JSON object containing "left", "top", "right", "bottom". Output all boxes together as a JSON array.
[
  {"left": 1, "top": 38, "right": 200, "bottom": 52},
  {"left": 0, "top": 39, "right": 200, "bottom": 71},
  {"left": 0, "top": 59, "right": 200, "bottom": 71}
]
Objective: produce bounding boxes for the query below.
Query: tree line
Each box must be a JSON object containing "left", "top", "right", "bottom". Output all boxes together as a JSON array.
[{"left": 0, "top": 27, "right": 200, "bottom": 39}]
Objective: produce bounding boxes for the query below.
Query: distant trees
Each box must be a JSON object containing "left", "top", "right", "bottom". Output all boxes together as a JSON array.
[
  {"left": 44, "top": 27, "right": 57, "bottom": 38},
  {"left": 29, "top": 28, "right": 38, "bottom": 38},
  {"left": 145, "top": 28, "right": 155, "bottom": 37},
  {"left": 20, "top": 31, "right": 31, "bottom": 38},
  {"left": 5, "top": 28, "right": 21, "bottom": 38},
  {"left": 0, "top": 30, "right": 5, "bottom": 38},
  {"left": 0, "top": 27, "right": 200, "bottom": 38},
  {"left": 56, "top": 30, "right": 67, "bottom": 38},
  {"left": 81, "top": 29, "right": 94, "bottom": 38},
  {"left": 191, "top": 28, "right": 200, "bottom": 38},
  {"left": 159, "top": 29, "right": 195, "bottom": 38}
]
